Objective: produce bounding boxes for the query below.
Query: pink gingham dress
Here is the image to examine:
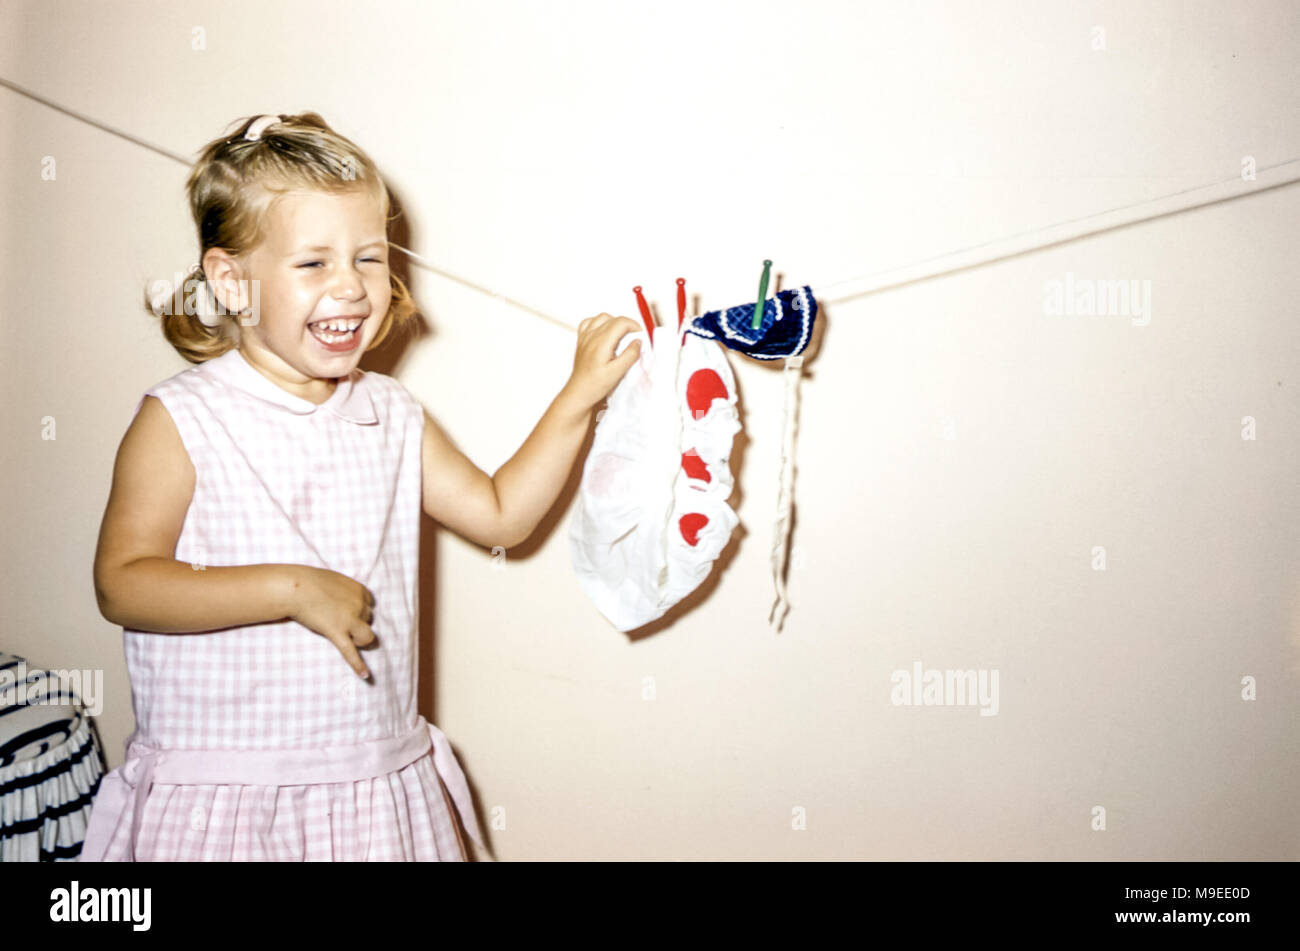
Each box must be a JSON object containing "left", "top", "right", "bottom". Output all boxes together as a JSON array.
[{"left": 79, "top": 346, "right": 482, "bottom": 861}]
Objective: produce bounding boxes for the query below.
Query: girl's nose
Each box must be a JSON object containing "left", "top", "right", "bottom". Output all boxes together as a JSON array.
[{"left": 332, "top": 267, "right": 366, "bottom": 300}]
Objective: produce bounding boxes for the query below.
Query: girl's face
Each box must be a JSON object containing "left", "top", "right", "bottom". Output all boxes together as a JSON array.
[{"left": 232, "top": 186, "right": 392, "bottom": 401}]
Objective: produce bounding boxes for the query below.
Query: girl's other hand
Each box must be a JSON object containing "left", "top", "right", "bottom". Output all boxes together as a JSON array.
[
  {"left": 285, "top": 566, "right": 377, "bottom": 679},
  {"left": 563, "top": 314, "right": 644, "bottom": 411}
]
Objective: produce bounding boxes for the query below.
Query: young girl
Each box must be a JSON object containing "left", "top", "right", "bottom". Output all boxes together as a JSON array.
[{"left": 83, "top": 112, "right": 642, "bottom": 861}]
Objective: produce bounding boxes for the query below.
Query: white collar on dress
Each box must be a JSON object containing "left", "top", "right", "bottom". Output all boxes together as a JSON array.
[{"left": 198, "top": 347, "right": 379, "bottom": 425}]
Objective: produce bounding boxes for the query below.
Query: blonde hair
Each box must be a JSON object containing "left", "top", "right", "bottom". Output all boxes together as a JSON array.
[{"left": 146, "top": 112, "right": 418, "bottom": 363}]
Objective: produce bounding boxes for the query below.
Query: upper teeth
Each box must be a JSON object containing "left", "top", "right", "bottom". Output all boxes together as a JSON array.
[{"left": 312, "top": 317, "right": 363, "bottom": 333}]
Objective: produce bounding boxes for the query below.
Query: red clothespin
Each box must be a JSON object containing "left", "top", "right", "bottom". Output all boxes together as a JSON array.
[
  {"left": 676, "top": 277, "right": 687, "bottom": 331},
  {"left": 632, "top": 285, "right": 656, "bottom": 339}
]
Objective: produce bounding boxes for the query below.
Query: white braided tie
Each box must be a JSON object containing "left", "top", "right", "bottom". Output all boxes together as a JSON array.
[{"left": 768, "top": 354, "right": 804, "bottom": 632}]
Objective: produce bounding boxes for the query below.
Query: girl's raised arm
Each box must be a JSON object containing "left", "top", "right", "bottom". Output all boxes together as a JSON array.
[{"left": 92, "top": 395, "right": 297, "bottom": 633}]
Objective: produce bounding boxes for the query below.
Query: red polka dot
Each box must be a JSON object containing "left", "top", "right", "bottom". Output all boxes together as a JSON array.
[
  {"left": 679, "top": 513, "right": 709, "bottom": 546},
  {"left": 686, "top": 369, "right": 728, "bottom": 420},
  {"left": 681, "top": 449, "right": 711, "bottom": 483}
]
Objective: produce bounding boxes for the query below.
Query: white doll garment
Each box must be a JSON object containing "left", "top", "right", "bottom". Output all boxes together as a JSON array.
[{"left": 569, "top": 324, "right": 740, "bottom": 632}]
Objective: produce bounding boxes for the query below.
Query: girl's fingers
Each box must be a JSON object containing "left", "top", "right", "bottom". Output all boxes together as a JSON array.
[
  {"left": 605, "top": 316, "right": 639, "bottom": 337},
  {"left": 596, "top": 317, "right": 640, "bottom": 354},
  {"left": 340, "top": 637, "right": 370, "bottom": 679},
  {"left": 353, "top": 621, "right": 376, "bottom": 647}
]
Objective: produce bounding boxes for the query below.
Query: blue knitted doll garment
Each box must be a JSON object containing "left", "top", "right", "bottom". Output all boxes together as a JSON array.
[{"left": 684, "top": 285, "right": 817, "bottom": 360}]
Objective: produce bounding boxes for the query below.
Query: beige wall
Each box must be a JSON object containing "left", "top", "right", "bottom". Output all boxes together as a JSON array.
[{"left": 2, "top": 0, "right": 1297, "bottom": 860}]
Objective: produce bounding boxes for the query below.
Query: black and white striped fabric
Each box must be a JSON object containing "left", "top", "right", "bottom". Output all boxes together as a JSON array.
[{"left": 0, "top": 651, "right": 105, "bottom": 861}]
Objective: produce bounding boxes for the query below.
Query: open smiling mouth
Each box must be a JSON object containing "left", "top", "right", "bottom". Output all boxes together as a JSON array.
[{"left": 308, "top": 316, "right": 365, "bottom": 350}]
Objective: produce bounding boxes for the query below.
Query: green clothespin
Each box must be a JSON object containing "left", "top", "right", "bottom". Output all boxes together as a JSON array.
[{"left": 752, "top": 259, "right": 772, "bottom": 329}]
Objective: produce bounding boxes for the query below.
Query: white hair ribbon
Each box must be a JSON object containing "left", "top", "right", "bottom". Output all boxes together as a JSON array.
[{"left": 244, "top": 115, "right": 279, "bottom": 141}]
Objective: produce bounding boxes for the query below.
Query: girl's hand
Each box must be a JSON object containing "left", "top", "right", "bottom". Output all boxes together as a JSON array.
[
  {"left": 285, "top": 566, "right": 377, "bottom": 679},
  {"left": 563, "top": 314, "right": 645, "bottom": 411}
]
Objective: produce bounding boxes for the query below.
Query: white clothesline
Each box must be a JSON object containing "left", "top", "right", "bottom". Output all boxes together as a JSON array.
[
  {"left": 5, "top": 75, "right": 1295, "bottom": 330},
  {"left": 815, "top": 158, "right": 1300, "bottom": 303}
]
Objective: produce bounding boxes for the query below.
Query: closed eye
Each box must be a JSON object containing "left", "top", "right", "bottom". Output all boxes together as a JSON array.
[{"left": 298, "top": 258, "right": 383, "bottom": 268}]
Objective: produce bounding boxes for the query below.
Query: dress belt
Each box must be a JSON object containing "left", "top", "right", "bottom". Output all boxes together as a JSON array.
[{"left": 116, "top": 716, "right": 483, "bottom": 860}]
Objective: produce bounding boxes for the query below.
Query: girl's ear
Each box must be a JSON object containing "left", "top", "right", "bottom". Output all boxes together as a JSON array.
[{"left": 202, "top": 248, "right": 252, "bottom": 314}]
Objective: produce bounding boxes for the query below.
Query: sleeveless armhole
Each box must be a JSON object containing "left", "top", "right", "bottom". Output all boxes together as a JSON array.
[
  {"left": 397, "top": 377, "right": 426, "bottom": 429},
  {"left": 372, "top": 371, "right": 424, "bottom": 433},
  {"left": 131, "top": 376, "right": 205, "bottom": 484}
]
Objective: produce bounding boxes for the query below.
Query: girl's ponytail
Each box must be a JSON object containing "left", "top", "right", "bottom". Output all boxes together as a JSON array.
[{"left": 145, "top": 263, "right": 238, "bottom": 364}]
